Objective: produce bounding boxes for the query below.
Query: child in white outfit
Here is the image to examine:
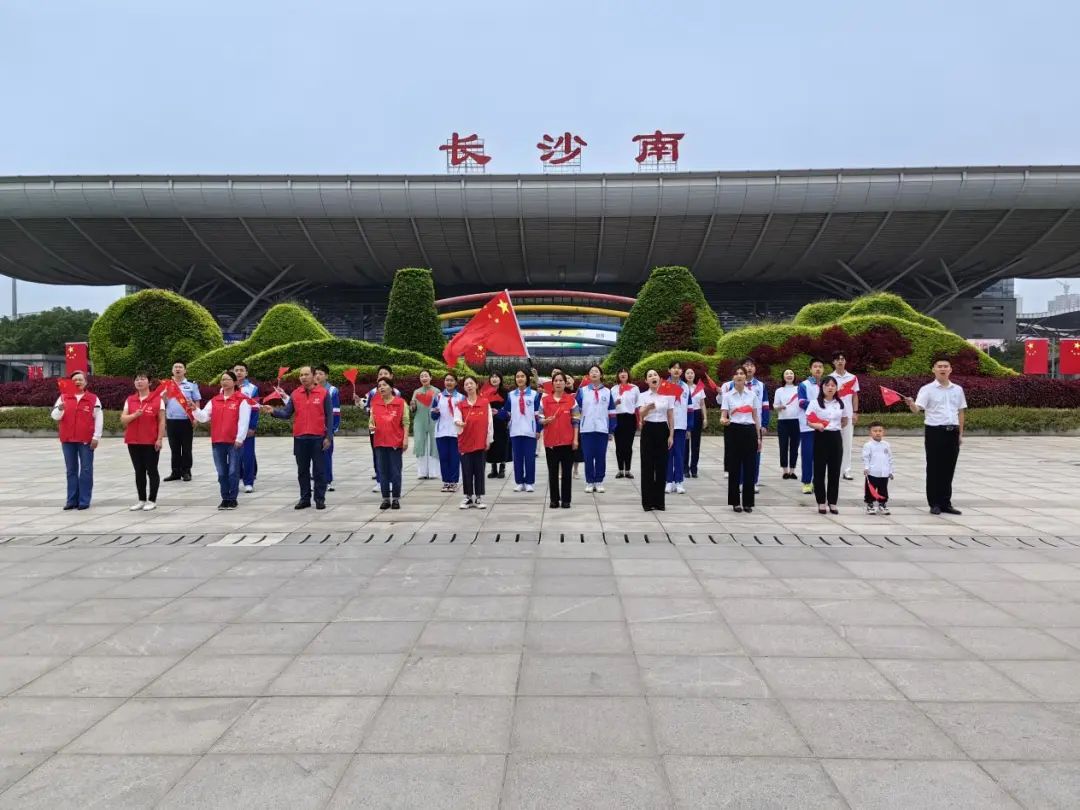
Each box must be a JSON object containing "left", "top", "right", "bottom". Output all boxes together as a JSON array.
[{"left": 862, "top": 421, "right": 894, "bottom": 515}]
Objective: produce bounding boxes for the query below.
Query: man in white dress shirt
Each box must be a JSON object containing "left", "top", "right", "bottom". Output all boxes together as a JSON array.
[{"left": 905, "top": 357, "right": 967, "bottom": 516}]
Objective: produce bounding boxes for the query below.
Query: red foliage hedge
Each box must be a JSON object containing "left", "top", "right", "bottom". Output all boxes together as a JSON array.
[{"left": 3, "top": 373, "right": 1078, "bottom": 413}]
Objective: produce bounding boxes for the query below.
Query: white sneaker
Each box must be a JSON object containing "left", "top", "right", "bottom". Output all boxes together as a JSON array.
[
  {"left": 474, "top": 498, "right": 487, "bottom": 510},
  {"left": 525, "top": 484, "right": 535, "bottom": 493},
  {"left": 665, "top": 483, "right": 674, "bottom": 494},
  {"left": 371, "top": 484, "right": 380, "bottom": 493},
  {"left": 723, "top": 471, "right": 729, "bottom": 478},
  {"left": 675, "top": 484, "right": 686, "bottom": 495},
  {"left": 842, "top": 472, "right": 854, "bottom": 481},
  {"left": 584, "top": 484, "right": 594, "bottom": 493},
  {"left": 513, "top": 484, "right": 524, "bottom": 492},
  {"left": 142, "top": 501, "right": 157, "bottom": 511},
  {"left": 754, "top": 485, "right": 761, "bottom": 494},
  {"left": 459, "top": 497, "right": 473, "bottom": 509},
  {"left": 244, "top": 484, "right": 253, "bottom": 493},
  {"left": 129, "top": 501, "right": 145, "bottom": 511},
  {"left": 595, "top": 484, "right": 605, "bottom": 493}
]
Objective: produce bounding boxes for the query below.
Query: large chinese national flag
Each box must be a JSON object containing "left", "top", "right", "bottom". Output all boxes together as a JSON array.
[
  {"left": 1023, "top": 338, "right": 1049, "bottom": 375},
  {"left": 1060, "top": 338, "right": 1080, "bottom": 375},
  {"left": 443, "top": 291, "right": 528, "bottom": 366},
  {"left": 65, "top": 342, "right": 89, "bottom": 376}
]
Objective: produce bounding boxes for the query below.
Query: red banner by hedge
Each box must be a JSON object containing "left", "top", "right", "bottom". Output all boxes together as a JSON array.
[
  {"left": 1023, "top": 339, "right": 1049, "bottom": 375},
  {"left": 1061, "top": 338, "right": 1080, "bottom": 376}
]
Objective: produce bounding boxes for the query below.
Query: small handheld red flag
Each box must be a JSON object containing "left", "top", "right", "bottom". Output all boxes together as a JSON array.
[
  {"left": 702, "top": 374, "right": 719, "bottom": 397},
  {"left": 541, "top": 380, "right": 554, "bottom": 395},
  {"left": 262, "top": 391, "right": 282, "bottom": 404},
  {"left": 480, "top": 382, "right": 504, "bottom": 405},
  {"left": 57, "top": 377, "right": 77, "bottom": 397},
  {"left": 657, "top": 380, "right": 683, "bottom": 398},
  {"left": 838, "top": 377, "right": 858, "bottom": 398},
  {"left": 443, "top": 290, "right": 528, "bottom": 366},
  {"left": 342, "top": 368, "right": 358, "bottom": 385},
  {"left": 276, "top": 366, "right": 290, "bottom": 383},
  {"left": 414, "top": 390, "right": 435, "bottom": 408},
  {"left": 164, "top": 379, "right": 196, "bottom": 423},
  {"left": 692, "top": 381, "right": 705, "bottom": 399},
  {"left": 879, "top": 386, "right": 903, "bottom": 407},
  {"left": 866, "top": 478, "right": 884, "bottom": 502},
  {"left": 1023, "top": 339, "right": 1050, "bottom": 375},
  {"left": 807, "top": 411, "right": 829, "bottom": 427}
]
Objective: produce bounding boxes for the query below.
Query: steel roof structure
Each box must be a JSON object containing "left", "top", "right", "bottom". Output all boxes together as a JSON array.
[{"left": 3, "top": 166, "right": 1080, "bottom": 324}]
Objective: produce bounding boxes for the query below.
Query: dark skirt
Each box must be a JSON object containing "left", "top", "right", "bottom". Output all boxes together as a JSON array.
[{"left": 487, "top": 411, "right": 511, "bottom": 463}]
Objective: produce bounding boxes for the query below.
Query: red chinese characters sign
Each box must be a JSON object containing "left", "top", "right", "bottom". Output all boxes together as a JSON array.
[
  {"left": 536, "top": 132, "right": 588, "bottom": 166},
  {"left": 438, "top": 130, "right": 685, "bottom": 171},
  {"left": 439, "top": 132, "right": 491, "bottom": 170},
  {"left": 632, "top": 130, "right": 684, "bottom": 165}
]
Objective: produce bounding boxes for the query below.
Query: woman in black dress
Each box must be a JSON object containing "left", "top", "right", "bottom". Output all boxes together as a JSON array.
[{"left": 486, "top": 372, "right": 510, "bottom": 478}]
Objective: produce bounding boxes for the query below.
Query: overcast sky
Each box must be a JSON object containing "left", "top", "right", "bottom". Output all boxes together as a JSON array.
[{"left": 1, "top": 0, "right": 1077, "bottom": 314}]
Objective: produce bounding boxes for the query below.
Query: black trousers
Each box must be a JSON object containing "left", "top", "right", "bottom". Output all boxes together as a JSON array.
[
  {"left": 812, "top": 430, "right": 843, "bottom": 506},
  {"left": 294, "top": 435, "right": 327, "bottom": 503},
  {"left": 166, "top": 418, "right": 193, "bottom": 475},
  {"left": 614, "top": 413, "right": 637, "bottom": 470},
  {"left": 924, "top": 425, "right": 961, "bottom": 508},
  {"left": 686, "top": 417, "right": 703, "bottom": 475},
  {"left": 127, "top": 444, "right": 160, "bottom": 502},
  {"left": 724, "top": 423, "right": 758, "bottom": 508},
  {"left": 461, "top": 449, "right": 486, "bottom": 498},
  {"left": 639, "top": 421, "right": 669, "bottom": 510},
  {"left": 545, "top": 445, "right": 574, "bottom": 506},
  {"left": 865, "top": 474, "right": 890, "bottom": 504}
]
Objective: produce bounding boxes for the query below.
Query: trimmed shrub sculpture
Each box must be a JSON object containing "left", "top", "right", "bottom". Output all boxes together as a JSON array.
[
  {"left": 88, "top": 290, "right": 223, "bottom": 377},
  {"left": 603, "top": 266, "right": 723, "bottom": 373},
  {"left": 792, "top": 292, "right": 945, "bottom": 331},
  {"left": 186, "top": 303, "right": 331, "bottom": 382},
  {"left": 383, "top": 268, "right": 446, "bottom": 359},
  {"left": 243, "top": 338, "right": 448, "bottom": 381}
]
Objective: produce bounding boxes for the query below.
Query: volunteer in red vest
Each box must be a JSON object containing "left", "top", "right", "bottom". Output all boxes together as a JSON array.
[
  {"left": 370, "top": 378, "right": 410, "bottom": 510},
  {"left": 120, "top": 371, "right": 166, "bottom": 511},
  {"left": 50, "top": 370, "right": 103, "bottom": 510},
  {"left": 538, "top": 371, "right": 581, "bottom": 509},
  {"left": 193, "top": 370, "right": 252, "bottom": 510},
  {"left": 830, "top": 351, "right": 860, "bottom": 480},
  {"left": 455, "top": 376, "right": 494, "bottom": 509},
  {"left": 262, "top": 365, "right": 333, "bottom": 510}
]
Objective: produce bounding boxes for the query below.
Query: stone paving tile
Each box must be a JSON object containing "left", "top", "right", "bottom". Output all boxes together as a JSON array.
[
  {"left": 980, "top": 760, "right": 1080, "bottom": 810},
  {"left": 392, "top": 653, "right": 520, "bottom": 696},
  {"left": 0, "top": 753, "right": 49, "bottom": 795},
  {"left": 0, "top": 656, "right": 66, "bottom": 696},
  {"left": 0, "top": 697, "right": 122, "bottom": 753},
  {"left": 16, "top": 655, "right": 179, "bottom": 698},
  {"left": 628, "top": 622, "right": 742, "bottom": 656},
  {"left": 503, "top": 755, "right": 672, "bottom": 810},
  {"left": 269, "top": 654, "right": 405, "bottom": 696},
  {"left": 0, "top": 754, "right": 195, "bottom": 810},
  {"left": 158, "top": 754, "right": 350, "bottom": 810},
  {"left": 212, "top": 696, "right": 381, "bottom": 753},
  {"left": 512, "top": 697, "right": 654, "bottom": 755},
  {"left": 362, "top": 696, "right": 514, "bottom": 754},
  {"left": 664, "top": 756, "right": 847, "bottom": 809},
  {"left": 822, "top": 759, "right": 1022, "bottom": 809},
  {"left": 917, "top": 701, "right": 1080, "bottom": 760},
  {"left": 82, "top": 622, "right": 223, "bottom": 656},
  {"left": 649, "top": 697, "right": 808, "bottom": 757},
  {"left": 754, "top": 656, "right": 905, "bottom": 701},
  {"left": 870, "top": 659, "right": 1035, "bottom": 701},
  {"left": 198, "top": 621, "right": 325, "bottom": 655},
  {"left": 328, "top": 754, "right": 505, "bottom": 810},
  {"left": 139, "top": 654, "right": 293, "bottom": 697}
]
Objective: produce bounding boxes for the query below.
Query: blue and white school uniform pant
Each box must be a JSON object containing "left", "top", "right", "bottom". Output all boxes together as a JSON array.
[
  {"left": 240, "top": 434, "right": 257, "bottom": 487},
  {"left": 436, "top": 436, "right": 461, "bottom": 484},
  {"left": 666, "top": 429, "right": 686, "bottom": 484},
  {"left": 579, "top": 431, "right": 610, "bottom": 484},
  {"left": 800, "top": 430, "right": 815, "bottom": 484},
  {"left": 510, "top": 435, "right": 537, "bottom": 485}
]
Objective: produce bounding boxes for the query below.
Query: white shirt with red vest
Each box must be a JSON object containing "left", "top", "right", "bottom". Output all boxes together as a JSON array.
[
  {"left": 51, "top": 392, "right": 103, "bottom": 444},
  {"left": 122, "top": 392, "right": 165, "bottom": 445},
  {"left": 193, "top": 391, "right": 251, "bottom": 445}
]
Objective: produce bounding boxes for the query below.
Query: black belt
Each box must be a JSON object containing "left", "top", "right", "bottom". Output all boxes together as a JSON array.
[{"left": 926, "top": 424, "right": 959, "bottom": 431}]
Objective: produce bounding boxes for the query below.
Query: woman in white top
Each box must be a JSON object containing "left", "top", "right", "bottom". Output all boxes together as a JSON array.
[
  {"left": 806, "top": 375, "right": 850, "bottom": 514},
  {"left": 771, "top": 368, "right": 801, "bottom": 480},
  {"left": 430, "top": 372, "right": 465, "bottom": 493},
  {"left": 611, "top": 367, "right": 639, "bottom": 479},
  {"left": 636, "top": 369, "right": 675, "bottom": 512},
  {"left": 720, "top": 365, "right": 763, "bottom": 512},
  {"left": 684, "top": 367, "right": 708, "bottom": 478}
]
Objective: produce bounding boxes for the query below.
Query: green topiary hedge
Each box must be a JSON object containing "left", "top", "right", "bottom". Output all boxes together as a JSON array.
[
  {"left": 88, "top": 290, "right": 223, "bottom": 377},
  {"left": 243, "top": 338, "right": 448, "bottom": 381},
  {"left": 792, "top": 300, "right": 852, "bottom": 327},
  {"left": 603, "top": 266, "right": 722, "bottom": 372},
  {"left": 629, "top": 351, "right": 718, "bottom": 380},
  {"left": 383, "top": 268, "right": 445, "bottom": 359},
  {"left": 792, "top": 292, "right": 945, "bottom": 331},
  {"left": 186, "top": 303, "right": 331, "bottom": 382}
]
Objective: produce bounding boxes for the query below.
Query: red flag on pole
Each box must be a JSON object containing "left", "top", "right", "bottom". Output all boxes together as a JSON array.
[
  {"left": 57, "top": 377, "right": 77, "bottom": 397},
  {"left": 64, "top": 342, "right": 88, "bottom": 376},
  {"left": 1023, "top": 339, "right": 1049, "bottom": 375},
  {"left": 657, "top": 380, "right": 683, "bottom": 398},
  {"left": 26, "top": 366, "right": 43, "bottom": 380},
  {"left": 1059, "top": 338, "right": 1080, "bottom": 375},
  {"left": 276, "top": 366, "right": 291, "bottom": 383},
  {"left": 443, "top": 291, "right": 528, "bottom": 367},
  {"left": 879, "top": 386, "right": 903, "bottom": 407},
  {"left": 342, "top": 368, "right": 359, "bottom": 398}
]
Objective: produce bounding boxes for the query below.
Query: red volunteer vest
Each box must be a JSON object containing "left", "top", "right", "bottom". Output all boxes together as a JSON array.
[
  {"left": 291, "top": 386, "right": 327, "bottom": 437},
  {"left": 456, "top": 398, "right": 489, "bottom": 453},
  {"left": 209, "top": 392, "right": 244, "bottom": 444},
  {"left": 58, "top": 392, "right": 98, "bottom": 444},
  {"left": 124, "top": 393, "right": 160, "bottom": 445},
  {"left": 371, "top": 396, "right": 407, "bottom": 448},
  {"left": 541, "top": 394, "right": 574, "bottom": 448}
]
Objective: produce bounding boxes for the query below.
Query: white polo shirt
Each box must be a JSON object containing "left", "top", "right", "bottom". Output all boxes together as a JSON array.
[
  {"left": 721, "top": 387, "right": 758, "bottom": 425},
  {"left": 915, "top": 380, "right": 967, "bottom": 426}
]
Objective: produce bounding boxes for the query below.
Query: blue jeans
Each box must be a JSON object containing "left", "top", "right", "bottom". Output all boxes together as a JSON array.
[
  {"left": 666, "top": 429, "right": 686, "bottom": 483},
  {"left": 61, "top": 442, "right": 94, "bottom": 508},
  {"left": 511, "top": 435, "right": 537, "bottom": 485},
  {"left": 211, "top": 443, "right": 241, "bottom": 501},
  {"left": 240, "top": 434, "right": 257, "bottom": 486},
  {"left": 800, "top": 431, "right": 815, "bottom": 484},
  {"left": 374, "top": 446, "right": 402, "bottom": 499},
  {"left": 324, "top": 435, "right": 335, "bottom": 484},
  {"left": 580, "top": 431, "right": 609, "bottom": 484},
  {"left": 436, "top": 436, "right": 460, "bottom": 484},
  {"left": 294, "top": 436, "right": 327, "bottom": 503}
]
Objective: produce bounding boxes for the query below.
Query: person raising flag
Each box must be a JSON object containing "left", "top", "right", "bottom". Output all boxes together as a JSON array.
[
  {"left": 830, "top": 351, "right": 860, "bottom": 480},
  {"left": 162, "top": 361, "right": 201, "bottom": 482},
  {"left": 442, "top": 290, "right": 528, "bottom": 367},
  {"left": 120, "top": 370, "right": 166, "bottom": 511},
  {"left": 51, "top": 370, "right": 103, "bottom": 510},
  {"left": 262, "top": 366, "right": 333, "bottom": 510},
  {"left": 233, "top": 362, "right": 259, "bottom": 493},
  {"left": 193, "top": 370, "right": 252, "bottom": 510}
]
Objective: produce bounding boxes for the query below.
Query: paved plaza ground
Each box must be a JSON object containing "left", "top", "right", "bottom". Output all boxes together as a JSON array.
[{"left": 1, "top": 435, "right": 1080, "bottom": 808}]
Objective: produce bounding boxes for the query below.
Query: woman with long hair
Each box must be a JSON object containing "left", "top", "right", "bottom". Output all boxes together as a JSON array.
[
  {"left": 576, "top": 364, "right": 615, "bottom": 493},
  {"left": 772, "top": 368, "right": 800, "bottom": 480},
  {"left": 455, "top": 375, "right": 494, "bottom": 509},
  {"left": 636, "top": 369, "right": 674, "bottom": 511},
  {"left": 538, "top": 371, "right": 580, "bottom": 508},
  {"left": 410, "top": 369, "right": 439, "bottom": 479},
  {"left": 120, "top": 370, "right": 166, "bottom": 511},
  {"left": 720, "top": 365, "right": 762, "bottom": 513},
  {"left": 431, "top": 372, "right": 464, "bottom": 493},
  {"left": 684, "top": 366, "right": 708, "bottom": 478},
  {"left": 485, "top": 372, "right": 510, "bottom": 479},
  {"left": 611, "top": 367, "right": 639, "bottom": 479},
  {"left": 498, "top": 368, "right": 541, "bottom": 492},
  {"left": 806, "top": 375, "right": 849, "bottom": 514}
]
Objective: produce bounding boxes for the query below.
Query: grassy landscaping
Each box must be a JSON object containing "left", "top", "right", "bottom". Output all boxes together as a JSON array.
[{"left": 4, "top": 406, "right": 1080, "bottom": 437}]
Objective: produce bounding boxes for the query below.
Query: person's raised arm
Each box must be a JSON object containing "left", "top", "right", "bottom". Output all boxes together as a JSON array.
[
  {"left": 192, "top": 399, "right": 212, "bottom": 424},
  {"left": 50, "top": 396, "right": 63, "bottom": 421}
]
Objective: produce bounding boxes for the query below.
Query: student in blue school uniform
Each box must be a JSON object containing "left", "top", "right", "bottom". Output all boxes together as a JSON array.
[
  {"left": 797, "top": 358, "right": 827, "bottom": 495},
  {"left": 314, "top": 365, "right": 341, "bottom": 492},
  {"left": 576, "top": 364, "right": 617, "bottom": 493},
  {"left": 664, "top": 360, "right": 692, "bottom": 495},
  {"left": 233, "top": 362, "right": 259, "bottom": 493},
  {"left": 497, "top": 368, "right": 543, "bottom": 492},
  {"left": 430, "top": 372, "right": 465, "bottom": 493}
]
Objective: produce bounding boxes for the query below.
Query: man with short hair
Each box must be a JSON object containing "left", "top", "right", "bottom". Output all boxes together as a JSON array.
[
  {"left": 831, "top": 351, "right": 860, "bottom": 480},
  {"left": 314, "top": 365, "right": 341, "bottom": 492},
  {"left": 906, "top": 357, "right": 967, "bottom": 515},
  {"left": 163, "top": 361, "right": 201, "bottom": 482},
  {"left": 262, "top": 366, "right": 334, "bottom": 510},
  {"left": 233, "top": 362, "right": 259, "bottom": 493},
  {"left": 664, "top": 360, "right": 692, "bottom": 495},
  {"left": 50, "top": 370, "right": 102, "bottom": 510},
  {"left": 355, "top": 365, "right": 399, "bottom": 493},
  {"left": 797, "top": 358, "right": 826, "bottom": 495}
]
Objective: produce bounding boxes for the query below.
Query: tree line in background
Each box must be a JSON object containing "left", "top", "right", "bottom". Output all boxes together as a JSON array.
[{"left": 0, "top": 308, "right": 97, "bottom": 354}]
